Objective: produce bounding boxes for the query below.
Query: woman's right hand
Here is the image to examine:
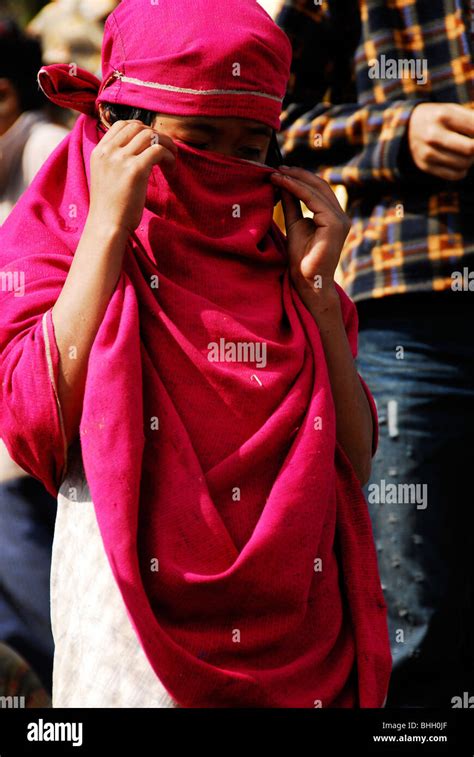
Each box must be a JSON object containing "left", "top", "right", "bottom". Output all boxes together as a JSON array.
[{"left": 88, "top": 119, "right": 178, "bottom": 235}]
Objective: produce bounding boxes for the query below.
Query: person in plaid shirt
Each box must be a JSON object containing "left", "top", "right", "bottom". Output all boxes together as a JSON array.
[{"left": 273, "top": 0, "right": 474, "bottom": 707}]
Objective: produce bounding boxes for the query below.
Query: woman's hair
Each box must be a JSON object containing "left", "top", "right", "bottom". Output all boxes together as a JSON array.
[
  {"left": 99, "top": 102, "right": 283, "bottom": 167},
  {"left": 101, "top": 102, "right": 157, "bottom": 127},
  {"left": 0, "top": 17, "right": 46, "bottom": 111}
]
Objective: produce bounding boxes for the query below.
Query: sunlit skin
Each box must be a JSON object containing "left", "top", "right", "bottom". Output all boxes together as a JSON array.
[
  {"left": 151, "top": 113, "right": 273, "bottom": 164},
  {"left": 52, "top": 108, "right": 374, "bottom": 483}
]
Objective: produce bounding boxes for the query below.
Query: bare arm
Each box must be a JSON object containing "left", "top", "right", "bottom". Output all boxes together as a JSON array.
[
  {"left": 51, "top": 219, "right": 128, "bottom": 446},
  {"left": 51, "top": 119, "right": 177, "bottom": 446},
  {"left": 304, "top": 285, "right": 373, "bottom": 484},
  {"left": 271, "top": 165, "right": 373, "bottom": 484}
]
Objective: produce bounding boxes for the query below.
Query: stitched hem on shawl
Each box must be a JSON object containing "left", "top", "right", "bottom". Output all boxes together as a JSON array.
[
  {"left": 42, "top": 308, "right": 69, "bottom": 483},
  {"left": 111, "top": 70, "right": 283, "bottom": 102}
]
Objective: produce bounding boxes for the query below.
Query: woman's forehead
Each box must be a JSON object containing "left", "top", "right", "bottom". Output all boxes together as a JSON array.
[{"left": 156, "top": 114, "right": 272, "bottom": 136}]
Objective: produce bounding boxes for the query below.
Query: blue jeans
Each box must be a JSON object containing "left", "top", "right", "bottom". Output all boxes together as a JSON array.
[
  {"left": 356, "top": 290, "right": 474, "bottom": 707},
  {"left": 0, "top": 475, "right": 56, "bottom": 694}
]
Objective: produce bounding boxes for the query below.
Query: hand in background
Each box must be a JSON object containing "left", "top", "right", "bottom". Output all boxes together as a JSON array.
[{"left": 408, "top": 103, "right": 474, "bottom": 181}]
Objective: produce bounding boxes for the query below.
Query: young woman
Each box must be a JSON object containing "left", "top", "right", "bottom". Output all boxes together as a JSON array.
[{"left": 0, "top": 0, "right": 391, "bottom": 707}]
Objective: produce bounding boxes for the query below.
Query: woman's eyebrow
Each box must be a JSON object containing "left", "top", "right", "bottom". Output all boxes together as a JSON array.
[
  {"left": 178, "top": 118, "right": 272, "bottom": 137},
  {"left": 246, "top": 125, "right": 273, "bottom": 137},
  {"left": 178, "top": 120, "right": 218, "bottom": 134}
]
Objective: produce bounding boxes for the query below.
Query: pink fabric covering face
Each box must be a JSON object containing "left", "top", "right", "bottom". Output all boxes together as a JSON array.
[
  {"left": 0, "top": 0, "right": 391, "bottom": 707},
  {"left": 38, "top": 0, "right": 292, "bottom": 130}
]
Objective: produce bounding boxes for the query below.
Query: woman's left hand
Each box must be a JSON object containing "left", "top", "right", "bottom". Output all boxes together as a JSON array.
[{"left": 270, "top": 165, "right": 351, "bottom": 313}]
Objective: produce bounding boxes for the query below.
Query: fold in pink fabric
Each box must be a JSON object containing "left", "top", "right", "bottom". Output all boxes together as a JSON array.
[
  {"left": 0, "top": 0, "right": 391, "bottom": 707},
  {"left": 37, "top": 64, "right": 102, "bottom": 116},
  {"left": 0, "top": 114, "right": 391, "bottom": 707}
]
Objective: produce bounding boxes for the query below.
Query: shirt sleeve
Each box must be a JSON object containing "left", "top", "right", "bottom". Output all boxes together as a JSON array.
[
  {"left": 279, "top": 100, "right": 423, "bottom": 187},
  {"left": 274, "top": 0, "right": 426, "bottom": 186}
]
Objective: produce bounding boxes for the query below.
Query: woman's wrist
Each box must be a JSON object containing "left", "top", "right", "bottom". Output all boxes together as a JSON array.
[
  {"left": 84, "top": 210, "right": 130, "bottom": 248},
  {"left": 294, "top": 274, "right": 341, "bottom": 322}
]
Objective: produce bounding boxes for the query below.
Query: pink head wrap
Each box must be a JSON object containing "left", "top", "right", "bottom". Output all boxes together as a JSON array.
[
  {"left": 38, "top": 0, "right": 292, "bottom": 130},
  {"left": 1, "top": 0, "right": 391, "bottom": 708}
]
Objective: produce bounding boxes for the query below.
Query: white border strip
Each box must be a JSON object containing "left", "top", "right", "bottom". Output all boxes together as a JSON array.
[
  {"left": 42, "top": 310, "right": 68, "bottom": 479},
  {"left": 112, "top": 70, "right": 282, "bottom": 102}
]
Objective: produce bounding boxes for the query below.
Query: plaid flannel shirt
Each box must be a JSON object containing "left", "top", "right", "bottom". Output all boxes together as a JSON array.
[{"left": 273, "top": 0, "right": 474, "bottom": 301}]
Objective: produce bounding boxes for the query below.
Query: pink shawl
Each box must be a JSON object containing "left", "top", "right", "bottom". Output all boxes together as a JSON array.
[{"left": 0, "top": 0, "right": 391, "bottom": 707}]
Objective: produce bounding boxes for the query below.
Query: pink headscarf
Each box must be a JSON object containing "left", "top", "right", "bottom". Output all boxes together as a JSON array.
[
  {"left": 0, "top": 0, "right": 391, "bottom": 707},
  {"left": 38, "top": 0, "right": 291, "bottom": 130}
]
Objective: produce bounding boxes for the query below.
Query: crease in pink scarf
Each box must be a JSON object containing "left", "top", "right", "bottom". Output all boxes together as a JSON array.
[{"left": 0, "top": 0, "right": 391, "bottom": 707}]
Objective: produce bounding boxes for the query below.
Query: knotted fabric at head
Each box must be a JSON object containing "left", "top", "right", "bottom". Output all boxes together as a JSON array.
[{"left": 37, "top": 0, "right": 292, "bottom": 130}]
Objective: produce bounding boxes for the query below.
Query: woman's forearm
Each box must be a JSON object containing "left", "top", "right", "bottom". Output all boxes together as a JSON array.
[
  {"left": 307, "top": 287, "right": 374, "bottom": 485},
  {"left": 50, "top": 120, "right": 177, "bottom": 450},
  {"left": 51, "top": 214, "right": 129, "bottom": 447}
]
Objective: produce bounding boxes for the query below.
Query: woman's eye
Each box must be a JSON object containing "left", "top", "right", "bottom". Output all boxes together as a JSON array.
[
  {"left": 181, "top": 140, "right": 208, "bottom": 149},
  {"left": 179, "top": 140, "right": 261, "bottom": 159}
]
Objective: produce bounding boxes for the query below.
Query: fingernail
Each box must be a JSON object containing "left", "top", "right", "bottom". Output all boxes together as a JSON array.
[{"left": 278, "top": 165, "right": 291, "bottom": 170}]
